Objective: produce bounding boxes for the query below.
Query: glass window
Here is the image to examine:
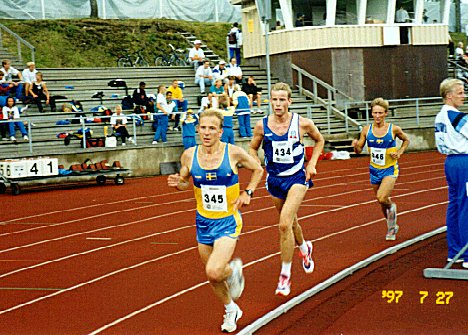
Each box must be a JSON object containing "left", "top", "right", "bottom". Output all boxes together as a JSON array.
[
  {"left": 423, "top": 0, "right": 442, "bottom": 24},
  {"left": 292, "top": 0, "right": 326, "bottom": 27},
  {"left": 366, "top": 0, "right": 389, "bottom": 24},
  {"left": 336, "top": 0, "right": 358, "bottom": 25},
  {"left": 395, "top": 1, "right": 414, "bottom": 23}
]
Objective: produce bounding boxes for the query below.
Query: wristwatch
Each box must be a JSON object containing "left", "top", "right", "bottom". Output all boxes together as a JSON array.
[{"left": 245, "top": 189, "right": 254, "bottom": 197}]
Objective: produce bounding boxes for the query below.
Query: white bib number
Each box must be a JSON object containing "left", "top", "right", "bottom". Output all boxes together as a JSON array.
[
  {"left": 201, "top": 185, "right": 227, "bottom": 212},
  {"left": 272, "top": 141, "right": 294, "bottom": 164},
  {"left": 371, "top": 148, "right": 386, "bottom": 166}
]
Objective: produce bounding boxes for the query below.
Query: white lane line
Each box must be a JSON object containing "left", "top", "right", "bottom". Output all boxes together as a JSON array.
[{"left": 83, "top": 201, "right": 448, "bottom": 335}]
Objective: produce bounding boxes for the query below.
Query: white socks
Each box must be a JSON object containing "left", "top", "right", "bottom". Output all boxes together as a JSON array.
[
  {"left": 281, "top": 262, "right": 292, "bottom": 277},
  {"left": 225, "top": 300, "right": 237, "bottom": 312},
  {"left": 299, "top": 241, "right": 308, "bottom": 255}
]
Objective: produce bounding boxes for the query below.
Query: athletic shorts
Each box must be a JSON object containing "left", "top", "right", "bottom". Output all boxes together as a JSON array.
[
  {"left": 369, "top": 164, "right": 399, "bottom": 185},
  {"left": 266, "top": 170, "right": 313, "bottom": 200},
  {"left": 196, "top": 211, "right": 242, "bottom": 246}
]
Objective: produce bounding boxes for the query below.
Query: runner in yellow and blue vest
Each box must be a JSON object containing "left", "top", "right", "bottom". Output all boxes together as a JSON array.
[
  {"left": 353, "top": 97, "right": 410, "bottom": 241},
  {"left": 167, "top": 109, "right": 263, "bottom": 333}
]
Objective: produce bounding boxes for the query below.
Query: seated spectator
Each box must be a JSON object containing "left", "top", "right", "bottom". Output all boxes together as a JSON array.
[
  {"left": 167, "top": 79, "right": 188, "bottom": 131},
  {"left": 295, "top": 13, "right": 305, "bottom": 27},
  {"left": 199, "top": 92, "right": 214, "bottom": 113},
  {"left": 212, "top": 60, "right": 229, "bottom": 82},
  {"left": 1, "top": 97, "right": 28, "bottom": 141},
  {"left": 188, "top": 40, "right": 205, "bottom": 69},
  {"left": 226, "top": 57, "right": 243, "bottom": 83},
  {"left": 152, "top": 87, "right": 177, "bottom": 144},
  {"left": 132, "top": 81, "right": 151, "bottom": 113},
  {"left": 242, "top": 75, "right": 263, "bottom": 113},
  {"left": 1, "top": 59, "right": 23, "bottom": 101},
  {"left": 210, "top": 79, "right": 228, "bottom": 108},
  {"left": 455, "top": 42, "right": 464, "bottom": 60},
  {"left": 181, "top": 109, "right": 199, "bottom": 149},
  {"left": 0, "top": 71, "right": 14, "bottom": 107},
  {"left": 22, "top": 61, "right": 37, "bottom": 100},
  {"left": 110, "top": 104, "right": 133, "bottom": 146},
  {"left": 224, "top": 76, "right": 236, "bottom": 106},
  {"left": 29, "top": 72, "right": 57, "bottom": 113},
  {"left": 0, "top": 106, "right": 7, "bottom": 140},
  {"left": 195, "top": 60, "right": 213, "bottom": 94},
  {"left": 232, "top": 84, "right": 252, "bottom": 138}
]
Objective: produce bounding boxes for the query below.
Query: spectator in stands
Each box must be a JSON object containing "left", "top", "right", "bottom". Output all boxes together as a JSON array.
[
  {"left": 210, "top": 79, "right": 228, "bottom": 108},
  {"left": 435, "top": 78, "right": 468, "bottom": 269},
  {"left": 199, "top": 92, "right": 214, "bottom": 113},
  {"left": 2, "top": 97, "right": 28, "bottom": 141},
  {"left": 232, "top": 84, "right": 252, "bottom": 138},
  {"left": 224, "top": 76, "right": 236, "bottom": 107},
  {"left": 0, "top": 71, "right": 14, "bottom": 107},
  {"left": 242, "top": 76, "right": 263, "bottom": 113},
  {"left": 167, "top": 79, "right": 188, "bottom": 131},
  {"left": 295, "top": 13, "right": 305, "bottom": 27},
  {"left": 29, "top": 72, "right": 57, "bottom": 113},
  {"left": 1, "top": 59, "right": 23, "bottom": 101},
  {"left": 152, "top": 87, "right": 176, "bottom": 144},
  {"left": 195, "top": 60, "right": 213, "bottom": 94},
  {"left": 395, "top": 6, "right": 410, "bottom": 23},
  {"left": 22, "top": 61, "right": 37, "bottom": 100},
  {"left": 448, "top": 34, "right": 455, "bottom": 58},
  {"left": 0, "top": 105, "right": 8, "bottom": 140},
  {"left": 189, "top": 40, "right": 205, "bottom": 69},
  {"left": 132, "top": 81, "right": 151, "bottom": 113},
  {"left": 455, "top": 42, "right": 464, "bottom": 59},
  {"left": 227, "top": 22, "right": 242, "bottom": 65},
  {"left": 226, "top": 57, "right": 243, "bottom": 84},
  {"left": 110, "top": 104, "right": 133, "bottom": 146},
  {"left": 219, "top": 101, "right": 235, "bottom": 145},
  {"left": 212, "top": 60, "right": 229, "bottom": 82},
  {"left": 181, "top": 109, "right": 198, "bottom": 149}
]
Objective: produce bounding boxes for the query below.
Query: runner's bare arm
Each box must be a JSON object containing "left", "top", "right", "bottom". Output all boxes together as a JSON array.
[
  {"left": 352, "top": 125, "right": 369, "bottom": 154},
  {"left": 248, "top": 119, "right": 264, "bottom": 165},
  {"left": 301, "top": 117, "right": 325, "bottom": 181},
  {"left": 167, "top": 148, "right": 194, "bottom": 190},
  {"left": 231, "top": 145, "right": 264, "bottom": 210},
  {"left": 391, "top": 125, "right": 410, "bottom": 159}
]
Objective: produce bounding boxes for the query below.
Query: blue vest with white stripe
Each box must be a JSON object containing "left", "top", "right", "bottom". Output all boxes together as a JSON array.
[{"left": 262, "top": 113, "right": 305, "bottom": 177}]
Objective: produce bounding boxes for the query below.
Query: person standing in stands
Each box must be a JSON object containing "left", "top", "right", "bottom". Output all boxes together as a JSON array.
[
  {"left": 167, "top": 109, "right": 263, "bottom": 333},
  {"left": 353, "top": 97, "right": 410, "bottom": 241},
  {"left": 249, "top": 82, "right": 324, "bottom": 297},
  {"left": 232, "top": 84, "right": 252, "bottom": 138},
  {"left": 167, "top": 79, "right": 188, "bottom": 131},
  {"left": 227, "top": 22, "right": 242, "bottom": 66},
  {"left": 435, "top": 78, "right": 468, "bottom": 269},
  {"left": 152, "top": 86, "right": 176, "bottom": 144},
  {"left": 181, "top": 109, "right": 198, "bottom": 149}
]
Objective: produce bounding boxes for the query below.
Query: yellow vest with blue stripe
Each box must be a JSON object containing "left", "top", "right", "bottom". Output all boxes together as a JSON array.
[
  {"left": 366, "top": 123, "right": 398, "bottom": 169},
  {"left": 191, "top": 143, "right": 240, "bottom": 219}
]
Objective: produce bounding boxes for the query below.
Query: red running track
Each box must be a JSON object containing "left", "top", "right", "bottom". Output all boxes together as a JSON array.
[{"left": 0, "top": 151, "right": 453, "bottom": 334}]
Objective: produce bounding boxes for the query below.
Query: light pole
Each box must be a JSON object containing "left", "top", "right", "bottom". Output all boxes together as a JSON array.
[{"left": 257, "top": 0, "right": 272, "bottom": 114}]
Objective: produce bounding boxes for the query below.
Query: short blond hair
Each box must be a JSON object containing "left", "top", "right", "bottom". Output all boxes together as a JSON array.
[
  {"left": 370, "top": 97, "right": 389, "bottom": 113},
  {"left": 440, "top": 78, "right": 464, "bottom": 100},
  {"left": 199, "top": 109, "right": 224, "bottom": 128},
  {"left": 271, "top": 82, "right": 292, "bottom": 98}
]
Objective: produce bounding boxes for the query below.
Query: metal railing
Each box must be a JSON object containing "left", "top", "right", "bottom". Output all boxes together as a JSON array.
[
  {"left": 291, "top": 63, "right": 359, "bottom": 134},
  {"left": 343, "top": 97, "right": 443, "bottom": 129},
  {"left": 0, "top": 23, "right": 35, "bottom": 63}
]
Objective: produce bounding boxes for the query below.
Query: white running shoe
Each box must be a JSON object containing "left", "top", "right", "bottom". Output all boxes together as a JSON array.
[
  {"left": 121, "top": 143, "right": 126, "bottom": 146},
  {"left": 10, "top": 136, "right": 16, "bottom": 141},
  {"left": 221, "top": 304, "right": 243, "bottom": 333},
  {"left": 275, "top": 274, "right": 291, "bottom": 297},
  {"left": 23, "top": 135, "right": 29, "bottom": 140},
  {"left": 152, "top": 140, "right": 158, "bottom": 144},
  {"left": 462, "top": 262, "right": 468, "bottom": 269},
  {"left": 227, "top": 258, "right": 245, "bottom": 301},
  {"left": 301, "top": 241, "right": 315, "bottom": 274}
]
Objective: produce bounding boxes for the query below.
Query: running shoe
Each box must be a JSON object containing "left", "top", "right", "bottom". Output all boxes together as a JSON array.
[
  {"left": 221, "top": 303, "right": 243, "bottom": 333},
  {"left": 385, "top": 225, "right": 399, "bottom": 241},
  {"left": 227, "top": 258, "right": 245, "bottom": 301},
  {"left": 275, "top": 274, "right": 291, "bottom": 297},
  {"left": 463, "top": 262, "right": 468, "bottom": 269},
  {"left": 300, "top": 240, "right": 315, "bottom": 274}
]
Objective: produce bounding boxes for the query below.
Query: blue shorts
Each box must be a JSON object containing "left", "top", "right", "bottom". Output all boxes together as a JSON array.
[
  {"left": 196, "top": 211, "right": 242, "bottom": 246},
  {"left": 369, "top": 164, "right": 399, "bottom": 185},
  {"left": 266, "top": 170, "right": 313, "bottom": 200}
]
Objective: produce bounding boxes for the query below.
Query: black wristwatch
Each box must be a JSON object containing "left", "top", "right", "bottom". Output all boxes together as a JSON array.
[{"left": 245, "top": 189, "right": 254, "bottom": 197}]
